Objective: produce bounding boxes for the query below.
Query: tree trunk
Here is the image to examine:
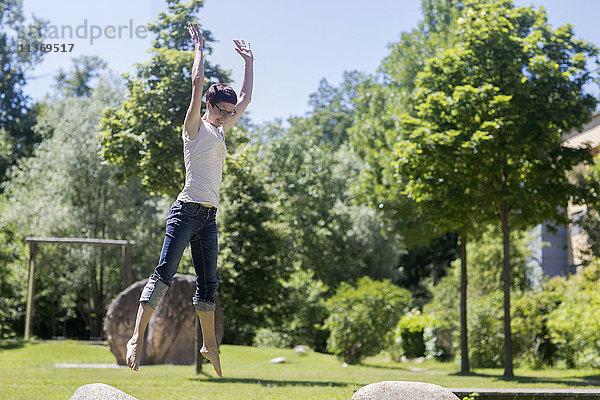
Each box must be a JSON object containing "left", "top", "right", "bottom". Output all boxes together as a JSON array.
[
  {"left": 91, "top": 258, "right": 98, "bottom": 338},
  {"left": 459, "top": 232, "right": 470, "bottom": 374},
  {"left": 500, "top": 201, "right": 514, "bottom": 378}
]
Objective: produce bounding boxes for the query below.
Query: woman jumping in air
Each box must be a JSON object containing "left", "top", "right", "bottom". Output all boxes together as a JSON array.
[{"left": 126, "top": 21, "right": 254, "bottom": 377}]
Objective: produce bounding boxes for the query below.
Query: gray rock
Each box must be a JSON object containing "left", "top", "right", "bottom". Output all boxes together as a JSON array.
[
  {"left": 69, "top": 383, "right": 138, "bottom": 400},
  {"left": 104, "top": 274, "right": 224, "bottom": 365},
  {"left": 269, "top": 356, "right": 287, "bottom": 363},
  {"left": 351, "top": 381, "right": 460, "bottom": 400},
  {"left": 294, "top": 345, "right": 308, "bottom": 356}
]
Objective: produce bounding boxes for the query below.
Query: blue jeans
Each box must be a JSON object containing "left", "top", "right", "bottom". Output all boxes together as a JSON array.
[{"left": 140, "top": 200, "right": 219, "bottom": 311}]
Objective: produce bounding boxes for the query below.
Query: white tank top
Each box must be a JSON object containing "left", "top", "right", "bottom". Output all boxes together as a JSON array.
[{"left": 176, "top": 119, "right": 227, "bottom": 207}]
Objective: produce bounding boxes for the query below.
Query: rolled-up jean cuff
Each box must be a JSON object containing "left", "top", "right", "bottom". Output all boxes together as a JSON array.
[
  {"left": 139, "top": 276, "right": 169, "bottom": 309},
  {"left": 193, "top": 299, "right": 216, "bottom": 312}
]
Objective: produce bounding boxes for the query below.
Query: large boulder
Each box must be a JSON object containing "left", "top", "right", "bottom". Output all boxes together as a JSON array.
[
  {"left": 104, "top": 274, "right": 224, "bottom": 365},
  {"left": 69, "top": 383, "right": 138, "bottom": 400},
  {"left": 351, "top": 381, "right": 460, "bottom": 400}
]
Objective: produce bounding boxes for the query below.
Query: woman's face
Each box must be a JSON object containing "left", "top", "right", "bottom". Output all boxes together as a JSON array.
[{"left": 207, "top": 101, "right": 236, "bottom": 127}]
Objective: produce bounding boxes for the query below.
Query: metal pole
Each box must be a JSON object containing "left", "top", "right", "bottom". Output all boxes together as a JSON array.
[
  {"left": 121, "top": 245, "right": 127, "bottom": 290},
  {"left": 121, "top": 244, "right": 133, "bottom": 289},
  {"left": 24, "top": 242, "right": 37, "bottom": 340}
]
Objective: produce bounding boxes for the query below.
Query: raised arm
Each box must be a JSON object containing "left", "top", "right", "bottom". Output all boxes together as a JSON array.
[
  {"left": 184, "top": 22, "right": 204, "bottom": 140},
  {"left": 222, "top": 40, "right": 254, "bottom": 132}
]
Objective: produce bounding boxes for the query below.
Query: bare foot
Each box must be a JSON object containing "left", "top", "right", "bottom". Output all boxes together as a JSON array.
[
  {"left": 201, "top": 346, "right": 223, "bottom": 378},
  {"left": 126, "top": 337, "right": 143, "bottom": 371}
]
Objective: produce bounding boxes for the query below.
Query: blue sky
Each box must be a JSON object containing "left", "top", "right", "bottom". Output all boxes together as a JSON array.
[{"left": 21, "top": 0, "right": 600, "bottom": 125}]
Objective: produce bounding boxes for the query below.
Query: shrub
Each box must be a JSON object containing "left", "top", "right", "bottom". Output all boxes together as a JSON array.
[
  {"left": 252, "top": 328, "right": 292, "bottom": 348},
  {"left": 422, "top": 226, "right": 536, "bottom": 366},
  {"left": 422, "top": 267, "right": 460, "bottom": 361},
  {"left": 511, "top": 283, "right": 564, "bottom": 368},
  {"left": 424, "top": 325, "right": 456, "bottom": 362},
  {"left": 546, "top": 263, "right": 600, "bottom": 368},
  {"left": 253, "top": 268, "right": 329, "bottom": 351},
  {"left": 323, "top": 276, "right": 412, "bottom": 364},
  {"left": 468, "top": 291, "right": 504, "bottom": 368},
  {"left": 512, "top": 263, "right": 600, "bottom": 369},
  {"left": 390, "top": 309, "right": 431, "bottom": 360}
]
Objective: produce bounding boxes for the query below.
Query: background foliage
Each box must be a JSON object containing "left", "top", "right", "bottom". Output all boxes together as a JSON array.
[{"left": 0, "top": 0, "right": 599, "bottom": 376}]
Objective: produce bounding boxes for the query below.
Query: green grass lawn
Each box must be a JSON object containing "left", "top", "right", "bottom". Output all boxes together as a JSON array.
[{"left": 1, "top": 339, "right": 599, "bottom": 400}]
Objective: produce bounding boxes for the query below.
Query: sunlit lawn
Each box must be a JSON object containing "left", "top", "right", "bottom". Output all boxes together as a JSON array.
[{"left": 1, "top": 339, "right": 599, "bottom": 400}]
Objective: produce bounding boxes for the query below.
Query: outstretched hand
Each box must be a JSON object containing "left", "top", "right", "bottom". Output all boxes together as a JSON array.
[
  {"left": 187, "top": 22, "right": 203, "bottom": 48},
  {"left": 233, "top": 39, "right": 253, "bottom": 63}
]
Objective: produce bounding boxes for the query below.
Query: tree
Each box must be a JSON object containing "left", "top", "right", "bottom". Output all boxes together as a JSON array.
[
  {"left": 0, "top": 204, "right": 27, "bottom": 338},
  {"left": 2, "top": 75, "right": 166, "bottom": 339},
  {"left": 217, "top": 129, "right": 290, "bottom": 344},
  {"left": 395, "top": 0, "right": 599, "bottom": 377},
  {"left": 53, "top": 56, "right": 108, "bottom": 98},
  {"left": 0, "top": 0, "right": 47, "bottom": 184},
  {"left": 98, "top": 0, "right": 230, "bottom": 197},
  {"left": 261, "top": 74, "right": 403, "bottom": 292},
  {"left": 350, "top": 0, "right": 472, "bottom": 372}
]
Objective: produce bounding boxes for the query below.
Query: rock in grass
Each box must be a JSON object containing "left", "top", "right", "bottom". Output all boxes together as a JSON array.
[
  {"left": 294, "top": 345, "right": 308, "bottom": 356},
  {"left": 269, "top": 356, "right": 287, "bottom": 363},
  {"left": 69, "top": 383, "right": 138, "bottom": 400},
  {"left": 104, "top": 274, "right": 224, "bottom": 366},
  {"left": 351, "top": 381, "right": 460, "bottom": 400}
]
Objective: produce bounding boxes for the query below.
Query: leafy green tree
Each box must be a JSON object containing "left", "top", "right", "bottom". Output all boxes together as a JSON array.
[
  {"left": 350, "top": 0, "right": 464, "bottom": 223},
  {"left": 254, "top": 74, "right": 415, "bottom": 352},
  {"left": 323, "top": 276, "right": 412, "bottom": 364},
  {"left": 53, "top": 56, "right": 108, "bottom": 98},
  {"left": 2, "top": 75, "right": 166, "bottom": 339},
  {"left": 396, "top": 0, "right": 599, "bottom": 377},
  {"left": 217, "top": 132, "right": 290, "bottom": 345},
  {"left": 350, "top": 0, "right": 473, "bottom": 372},
  {"left": 98, "top": 0, "right": 230, "bottom": 197},
  {"left": 0, "top": 0, "right": 46, "bottom": 184},
  {"left": 0, "top": 206, "right": 27, "bottom": 338},
  {"left": 261, "top": 74, "right": 403, "bottom": 291},
  {"left": 357, "top": 1, "right": 597, "bottom": 377}
]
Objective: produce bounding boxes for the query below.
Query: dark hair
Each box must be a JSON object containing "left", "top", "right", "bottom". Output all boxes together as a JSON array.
[{"left": 206, "top": 83, "right": 237, "bottom": 106}]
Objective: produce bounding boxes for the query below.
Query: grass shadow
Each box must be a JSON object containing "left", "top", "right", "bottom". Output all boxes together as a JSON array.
[
  {"left": 583, "top": 375, "right": 600, "bottom": 384},
  {"left": 190, "top": 377, "right": 347, "bottom": 387},
  {"left": 451, "top": 371, "right": 600, "bottom": 387},
  {"left": 0, "top": 338, "right": 31, "bottom": 351},
  {"left": 358, "top": 362, "right": 413, "bottom": 371}
]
